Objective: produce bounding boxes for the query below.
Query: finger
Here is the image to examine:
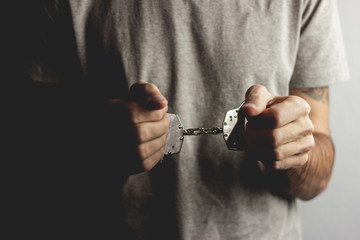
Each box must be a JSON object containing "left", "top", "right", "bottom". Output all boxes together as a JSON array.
[
  {"left": 268, "top": 134, "right": 314, "bottom": 162},
  {"left": 240, "top": 85, "right": 274, "bottom": 118},
  {"left": 106, "top": 99, "right": 168, "bottom": 124},
  {"left": 142, "top": 148, "right": 166, "bottom": 171},
  {"left": 135, "top": 114, "right": 170, "bottom": 143},
  {"left": 273, "top": 153, "right": 309, "bottom": 170},
  {"left": 245, "top": 117, "right": 314, "bottom": 147},
  {"left": 136, "top": 133, "right": 168, "bottom": 162},
  {"left": 129, "top": 82, "right": 168, "bottom": 110},
  {"left": 259, "top": 95, "right": 311, "bottom": 128},
  {"left": 246, "top": 133, "right": 314, "bottom": 166},
  {"left": 128, "top": 102, "right": 168, "bottom": 124}
]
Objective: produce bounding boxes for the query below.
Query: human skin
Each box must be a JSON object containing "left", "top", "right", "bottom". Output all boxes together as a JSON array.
[
  {"left": 106, "top": 82, "right": 170, "bottom": 173},
  {"left": 111, "top": 82, "right": 333, "bottom": 200},
  {"left": 242, "top": 85, "right": 334, "bottom": 200},
  {"left": 287, "top": 87, "right": 334, "bottom": 200}
]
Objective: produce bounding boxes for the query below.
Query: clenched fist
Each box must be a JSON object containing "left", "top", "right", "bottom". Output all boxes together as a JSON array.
[
  {"left": 241, "top": 85, "right": 315, "bottom": 170},
  {"left": 106, "top": 82, "right": 169, "bottom": 174}
]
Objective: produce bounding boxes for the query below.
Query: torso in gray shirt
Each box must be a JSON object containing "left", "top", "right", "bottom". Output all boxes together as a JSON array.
[{"left": 67, "top": 0, "right": 349, "bottom": 239}]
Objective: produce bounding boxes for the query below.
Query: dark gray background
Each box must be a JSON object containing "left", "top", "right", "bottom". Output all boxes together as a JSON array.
[{"left": 299, "top": 1, "right": 360, "bottom": 239}]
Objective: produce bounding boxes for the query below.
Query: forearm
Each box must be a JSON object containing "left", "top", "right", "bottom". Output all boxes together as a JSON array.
[{"left": 284, "top": 132, "right": 334, "bottom": 200}]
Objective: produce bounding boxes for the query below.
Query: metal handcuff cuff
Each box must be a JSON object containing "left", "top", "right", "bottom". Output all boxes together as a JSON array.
[{"left": 164, "top": 101, "right": 246, "bottom": 155}]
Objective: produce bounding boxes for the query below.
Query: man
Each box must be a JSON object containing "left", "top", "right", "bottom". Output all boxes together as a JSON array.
[{"left": 8, "top": 0, "right": 348, "bottom": 239}]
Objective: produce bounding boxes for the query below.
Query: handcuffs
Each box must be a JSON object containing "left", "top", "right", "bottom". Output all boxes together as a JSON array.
[{"left": 164, "top": 101, "right": 246, "bottom": 155}]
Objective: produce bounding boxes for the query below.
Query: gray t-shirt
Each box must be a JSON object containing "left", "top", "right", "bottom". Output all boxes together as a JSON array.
[{"left": 67, "top": 0, "right": 349, "bottom": 239}]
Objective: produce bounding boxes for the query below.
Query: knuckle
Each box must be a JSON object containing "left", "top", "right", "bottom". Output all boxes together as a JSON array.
[
  {"left": 288, "top": 95, "right": 301, "bottom": 104},
  {"left": 158, "top": 148, "right": 165, "bottom": 161},
  {"left": 141, "top": 159, "right": 152, "bottom": 171},
  {"left": 289, "top": 96, "right": 311, "bottom": 115},
  {"left": 300, "top": 117, "right": 314, "bottom": 135},
  {"left": 126, "top": 104, "right": 139, "bottom": 123},
  {"left": 135, "top": 126, "right": 147, "bottom": 143},
  {"left": 295, "top": 96, "right": 311, "bottom": 114},
  {"left": 153, "top": 110, "right": 165, "bottom": 121},
  {"left": 151, "top": 110, "right": 169, "bottom": 122},
  {"left": 310, "top": 125, "right": 315, "bottom": 136},
  {"left": 300, "top": 135, "right": 314, "bottom": 153},
  {"left": 130, "top": 112, "right": 139, "bottom": 124},
  {"left": 159, "top": 147, "right": 165, "bottom": 156},
  {"left": 300, "top": 153, "right": 309, "bottom": 166},
  {"left": 161, "top": 133, "right": 168, "bottom": 145},
  {"left": 136, "top": 144, "right": 148, "bottom": 160},
  {"left": 253, "top": 84, "right": 267, "bottom": 92},
  {"left": 273, "top": 148, "right": 283, "bottom": 161},
  {"left": 142, "top": 150, "right": 164, "bottom": 171},
  {"left": 269, "top": 129, "right": 281, "bottom": 147},
  {"left": 163, "top": 123, "right": 170, "bottom": 136},
  {"left": 144, "top": 82, "right": 159, "bottom": 95},
  {"left": 246, "top": 84, "right": 266, "bottom": 98},
  {"left": 145, "top": 82, "right": 156, "bottom": 90},
  {"left": 271, "top": 108, "right": 282, "bottom": 127},
  {"left": 306, "top": 104, "right": 311, "bottom": 115},
  {"left": 303, "top": 102, "right": 311, "bottom": 115},
  {"left": 293, "top": 154, "right": 309, "bottom": 168},
  {"left": 304, "top": 118, "right": 315, "bottom": 133},
  {"left": 274, "top": 161, "right": 284, "bottom": 170},
  {"left": 309, "top": 121, "right": 315, "bottom": 133},
  {"left": 288, "top": 95, "right": 302, "bottom": 105},
  {"left": 161, "top": 113, "right": 170, "bottom": 128},
  {"left": 308, "top": 134, "right": 315, "bottom": 148}
]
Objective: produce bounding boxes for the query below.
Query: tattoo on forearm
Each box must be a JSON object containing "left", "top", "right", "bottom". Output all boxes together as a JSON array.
[{"left": 302, "top": 87, "right": 329, "bottom": 104}]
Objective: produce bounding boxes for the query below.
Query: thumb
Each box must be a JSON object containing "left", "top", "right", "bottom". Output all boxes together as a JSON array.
[
  {"left": 129, "top": 82, "right": 168, "bottom": 110},
  {"left": 240, "top": 85, "right": 274, "bottom": 118}
]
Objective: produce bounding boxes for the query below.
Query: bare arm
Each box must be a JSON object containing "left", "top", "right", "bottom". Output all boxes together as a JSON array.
[
  {"left": 242, "top": 85, "right": 334, "bottom": 201},
  {"left": 286, "top": 87, "right": 334, "bottom": 200}
]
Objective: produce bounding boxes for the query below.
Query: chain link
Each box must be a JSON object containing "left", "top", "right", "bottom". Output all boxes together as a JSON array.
[{"left": 183, "top": 127, "right": 223, "bottom": 136}]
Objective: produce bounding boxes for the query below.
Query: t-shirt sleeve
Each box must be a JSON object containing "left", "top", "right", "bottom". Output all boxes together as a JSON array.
[{"left": 290, "top": 0, "right": 350, "bottom": 88}]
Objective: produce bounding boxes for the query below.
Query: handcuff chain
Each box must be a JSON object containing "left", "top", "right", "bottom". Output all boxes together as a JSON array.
[{"left": 183, "top": 127, "right": 223, "bottom": 136}]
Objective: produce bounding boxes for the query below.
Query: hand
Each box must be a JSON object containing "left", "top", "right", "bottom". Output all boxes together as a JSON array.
[
  {"left": 106, "top": 82, "right": 169, "bottom": 173},
  {"left": 240, "top": 85, "right": 315, "bottom": 170}
]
